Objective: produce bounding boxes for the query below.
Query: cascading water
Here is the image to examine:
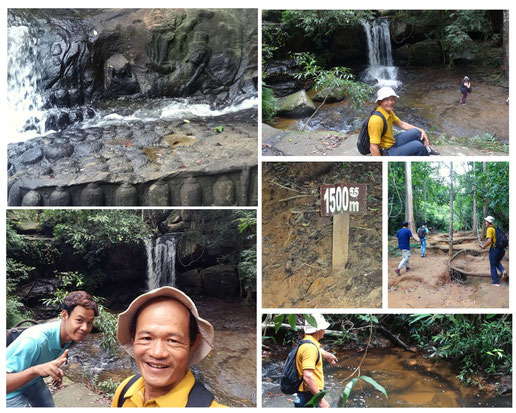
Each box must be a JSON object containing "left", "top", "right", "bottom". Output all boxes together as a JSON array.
[
  {"left": 145, "top": 234, "right": 178, "bottom": 291},
  {"left": 362, "top": 19, "right": 401, "bottom": 88},
  {"left": 7, "top": 25, "right": 46, "bottom": 140}
]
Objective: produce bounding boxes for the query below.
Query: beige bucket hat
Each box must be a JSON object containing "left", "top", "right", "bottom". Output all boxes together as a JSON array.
[
  {"left": 484, "top": 216, "right": 495, "bottom": 224},
  {"left": 375, "top": 86, "right": 400, "bottom": 103},
  {"left": 117, "top": 286, "right": 214, "bottom": 365},
  {"left": 304, "top": 314, "right": 331, "bottom": 334}
]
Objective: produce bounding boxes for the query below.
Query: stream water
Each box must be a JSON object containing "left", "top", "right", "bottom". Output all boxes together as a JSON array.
[
  {"left": 262, "top": 347, "right": 511, "bottom": 408},
  {"left": 64, "top": 297, "right": 256, "bottom": 407}
]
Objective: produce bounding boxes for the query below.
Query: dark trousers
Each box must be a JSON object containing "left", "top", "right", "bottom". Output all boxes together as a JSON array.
[
  {"left": 489, "top": 247, "right": 505, "bottom": 284},
  {"left": 386, "top": 129, "right": 429, "bottom": 156},
  {"left": 461, "top": 92, "right": 468, "bottom": 104}
]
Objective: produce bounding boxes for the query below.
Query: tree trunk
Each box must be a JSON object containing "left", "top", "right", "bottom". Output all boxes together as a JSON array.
[
  {"left": 405, "top": 162, "right": 416, "bottom": 237},
  {"left": 449, "top": 162, "right": 454, "bottom": 257},
  {"left": 472, "top": 163, "right": 478, "bottom": 238},
  {"left": 423, "top": 179, "right": 427, "bottom": 223},
  {"left": 503, "top": 10, "right": 509, "bottom": 81},
  {"left": 482, "top": 162, "right": 488, "bottom": 240}
]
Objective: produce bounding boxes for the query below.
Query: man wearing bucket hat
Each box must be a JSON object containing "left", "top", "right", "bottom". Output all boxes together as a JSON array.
[
  {"left": 369, "top": 86, "right": 440, "bottom": 156},
  {"left": 111, "top": 286, "right": 225, "bottom": 407},
  {"left": 293, "top": 314, "right": 337, "bottom": 408},
  {"left": 479, "top": 216, "right": 507, "bottom": 286}
]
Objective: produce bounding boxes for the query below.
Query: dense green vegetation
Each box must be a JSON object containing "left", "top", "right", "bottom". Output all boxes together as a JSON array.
[
  {"left": 263, "top": 314, "right": 512, "bottom": 386},
  {"left": 388, "top": 162, "right": 508, "bottom": 234}
]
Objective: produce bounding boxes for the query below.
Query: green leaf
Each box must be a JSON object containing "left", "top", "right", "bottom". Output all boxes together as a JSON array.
[
  {"left": 287, "top": 314, "right": 298, "bottom": 331},
  {"left": 262, "top": 335, "right": 276, "bottom": 344},
  {"left": 360, "top": 375, "right": 388, "bottom": 399},
  {"left": 305, "top": 390, "right": 327, "bottom": 407},
  {"left": 215, "top": 125, "right": 224, "bottom": 133},
  {"left": 341, "top": 378, "right": 358, "bottom": 406},
  {"left": 273, "top": 314, "right": 284, "bottom": 333},
  {"left": 304, "top": 314, "right": 318, "bottom": 328}
]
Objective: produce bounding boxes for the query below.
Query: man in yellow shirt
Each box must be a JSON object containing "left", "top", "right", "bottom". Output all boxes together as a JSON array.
[
  {"left": 480, "top": 216, "right": 506, "bottom": 286},
  {"left": 368, "top": 87, "right": 440, "bottom": 156},
  {"left": 294, "top": 314, "right": 338, "bottom": 408},
  {"left": 111, "top": 287, "right": 225, "bottom": 407}
]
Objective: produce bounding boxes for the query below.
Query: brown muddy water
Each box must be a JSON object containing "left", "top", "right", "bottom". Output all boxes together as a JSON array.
[
  {"left": 63, "top": 297, "right": 256, "bottom": 407},
  {"left": 270, "top": 68, "right": 509, "bottom": 144},
  {"left": 262, "top": 347, "right": 511, "bottom": 408}
]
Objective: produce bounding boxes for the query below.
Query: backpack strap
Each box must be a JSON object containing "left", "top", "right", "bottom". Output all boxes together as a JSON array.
[
  {"left": 371, "top": 110, "right": 388, "bottom": 138},
  {"left": 117, "top": 374, "right": 141, "bottom": 407},
  {"left": 186, "top": 379, "right": 215, "bottom": 407}
]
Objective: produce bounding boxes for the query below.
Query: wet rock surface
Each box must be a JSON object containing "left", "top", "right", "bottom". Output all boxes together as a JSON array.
[{"left": 8, "top": 110, "right": 258, "bottom": 206}]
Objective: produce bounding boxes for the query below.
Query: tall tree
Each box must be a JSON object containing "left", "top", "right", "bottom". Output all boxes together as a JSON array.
[
  {"left": 503, "top": 10, "right": 509, "bottom": 81},
  {"left": 482, "top": 162, "right": 488, "bottom": 240},
  {"left": 449, "top": 162, "right": 454, "bottom": 257},
  {"left": 405, "top": 162, "right": 416, "bottom": 237},
  {"left": 472, "top": 163, "right": 478, "bottom": 238}
]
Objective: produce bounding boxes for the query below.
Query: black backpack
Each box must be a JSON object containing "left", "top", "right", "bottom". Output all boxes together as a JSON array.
[
  {"left": 494, "top": 227, "right": 508, "bottom": 249},
  {"left": 280, "top": 340, "right": 320, "bottom": 394},
  {"left": 417, "top": 227, "right": 426, "bottom": 240},
  {"left": 357, "top": 110, "right": 387, "bottom": 155}
]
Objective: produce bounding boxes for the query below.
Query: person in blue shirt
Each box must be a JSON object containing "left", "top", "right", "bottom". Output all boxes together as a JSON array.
[
  {"left": 395, "top": 221, "right": 413, "bottom": 275},
  {"left": 6, "top": 291, "right": 98, "bottom": 407}
]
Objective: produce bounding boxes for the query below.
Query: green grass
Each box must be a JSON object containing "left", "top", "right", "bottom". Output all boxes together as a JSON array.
[{"left": 432, "top": 133, "right": 508, "bottom": 153}]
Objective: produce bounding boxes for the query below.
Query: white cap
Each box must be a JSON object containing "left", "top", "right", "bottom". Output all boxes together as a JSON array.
[
  {"left": 304, "top": 314, "right": 330, "bottom": 334},
  {"left": 375, "top": 86, "right": 400, "bottom": 103},
  {"left": 484, "top": 216, "right": 495, "bottom": 224}
]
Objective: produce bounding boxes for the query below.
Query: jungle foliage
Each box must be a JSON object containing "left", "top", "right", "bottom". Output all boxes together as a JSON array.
[
  {"left": 388, "top": 162, "right": 508, "bottom": 234},
  {"left": 263, "top": 314, "right": 512, "bottom": 385}
]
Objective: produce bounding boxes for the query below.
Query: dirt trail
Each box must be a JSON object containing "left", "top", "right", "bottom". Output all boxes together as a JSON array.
[
  {"left": 262, "top": 162, "right": 382, "bottom": 308},
  {"left": 388, "top": 232, "right": 509, "bottom": 308}
]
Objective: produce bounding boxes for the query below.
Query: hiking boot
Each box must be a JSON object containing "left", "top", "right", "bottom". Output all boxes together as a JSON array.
[
  {"left": 406, "top": 267, "right": 411, "bottom": 272},
  {"left": 491, "top": 283, "right": 501, "bottom": 287},
  {"left": 395, "top": 268, "right": 401, "bottom": 276},
  {"left": 428, "top": 147, "right": 440, "bottom": 156}
]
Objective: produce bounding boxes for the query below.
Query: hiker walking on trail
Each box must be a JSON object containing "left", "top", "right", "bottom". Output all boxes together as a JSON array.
[
  {"left": 396, "top": 221, "right": 413, "bottom": 275},
  {"left": 417, "top": 223, "right": 430, "bottom": 257},
  {"left": 111, "top": 286, "right": 225, "bottom": 407},
  {"left": 292, "top": 314, "right": 337, "bottom": 408},
  {"left": 460, "top": 76, "right": 472, "bottom": 105},
  {"left": 368, "top": 87, "right": 440, "bottom": 156},
  {"left": 479, "top": 216, "right": 507, "bottom": 286},
  {"left": 6, "top": 291, "right": 98, "bottom": 407}
]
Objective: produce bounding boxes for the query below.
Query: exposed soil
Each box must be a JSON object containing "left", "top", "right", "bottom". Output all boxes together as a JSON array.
[
  {"left": 388, "top": 232, "right": 509, "bottom": 308},
  {"left": 262, "top": 162, "right": 382, "bottom": 308}
]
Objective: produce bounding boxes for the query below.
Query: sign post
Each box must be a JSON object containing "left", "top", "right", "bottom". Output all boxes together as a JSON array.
[{"left": 320, "top": 182, "right": 367, "bottom": 270}]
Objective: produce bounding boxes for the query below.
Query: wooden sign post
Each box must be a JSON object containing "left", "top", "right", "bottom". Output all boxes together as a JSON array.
[{"left": 320, "top": 182, "right": 367, "bottom": 271}]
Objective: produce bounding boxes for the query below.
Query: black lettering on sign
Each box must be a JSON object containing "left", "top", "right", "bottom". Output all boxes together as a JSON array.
[{"left": 320, "top": 183, "right": 368, "bottom": 216}]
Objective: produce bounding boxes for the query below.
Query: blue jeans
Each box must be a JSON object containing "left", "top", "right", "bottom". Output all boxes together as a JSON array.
[
  {"left": 489, "top": 247, "right": 505, "bottom": 284},
  {"left": 6, "top": 378, "right": 55, "bottom": 408},
  {"left": 294, "top": 391, "right": 318, "bottom": 408},
  {"left": 386, "top": 129, "right": 429, "bottom": 156},
  {"left": 421, "top": 238, "right": 427, "bottom": 256}
]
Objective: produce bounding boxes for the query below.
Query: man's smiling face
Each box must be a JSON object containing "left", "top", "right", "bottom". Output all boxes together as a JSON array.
[
  {"left": 132, "top": 298, "right": 195, "bottom": 399},
  {"left": 379, "top": 96, "right": 396, "bottom": 112}
]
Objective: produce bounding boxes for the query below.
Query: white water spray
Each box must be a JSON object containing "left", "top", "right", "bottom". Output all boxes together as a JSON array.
[
  {"left": 145, "top": 235, "right": 178, "bottom": 291},
  {"left": 362, "top": 19, "right": 400, "bottom": 88}
]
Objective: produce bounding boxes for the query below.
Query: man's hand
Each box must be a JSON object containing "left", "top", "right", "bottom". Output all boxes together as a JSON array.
[
  {"left": 32, "top": 349, "right": 68, "bottom": 385},
  {"left": 326, "top": 354, "right": 338, "bottom": 365},
  {"left": 418, "top": 128, "right": 429, "bottom": 146}
]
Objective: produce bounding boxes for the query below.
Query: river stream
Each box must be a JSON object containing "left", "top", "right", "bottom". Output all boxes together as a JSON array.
[{"left": 262, "top": 347, "right": 511, "bottom": 408}]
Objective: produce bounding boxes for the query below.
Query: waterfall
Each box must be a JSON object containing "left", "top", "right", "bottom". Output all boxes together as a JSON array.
[
  {"left": 362, "top": 19, "right": 400, "bottom": 88},
  {"left": 7, "top": 25, "right": 46, "bottom": 140},
  {"left": 145, "top": 235, "right": 178, "bottom": 291}
]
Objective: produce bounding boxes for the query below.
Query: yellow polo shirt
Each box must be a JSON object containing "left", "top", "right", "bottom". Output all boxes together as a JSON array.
[
  {"left": 486, "top": 226, "right": 496, "bottom": 248},
  {"left": 368, "top": 105, "right": 401, "bottom": 149},
  {"left": 296, "top": 335, "right": 323, "bottom": 392},
  {"left": 111, "top": 369, "right": 225, "bottom": 407}
]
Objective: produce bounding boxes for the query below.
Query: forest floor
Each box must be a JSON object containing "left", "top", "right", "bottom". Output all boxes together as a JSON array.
[
  {"left": 388, "top": 232, "right": 509, "bottom": 308},
  {"left": 262, "top": 162, "right": 382, "bottom": 308}
]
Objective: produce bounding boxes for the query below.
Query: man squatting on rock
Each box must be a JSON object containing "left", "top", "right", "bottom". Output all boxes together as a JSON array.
[
  {"left": 369, "top": 87, "right": 440, "bottom": 156},
  {"left": 6, "top": 291, "right": 99, "bottom": 407}
]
